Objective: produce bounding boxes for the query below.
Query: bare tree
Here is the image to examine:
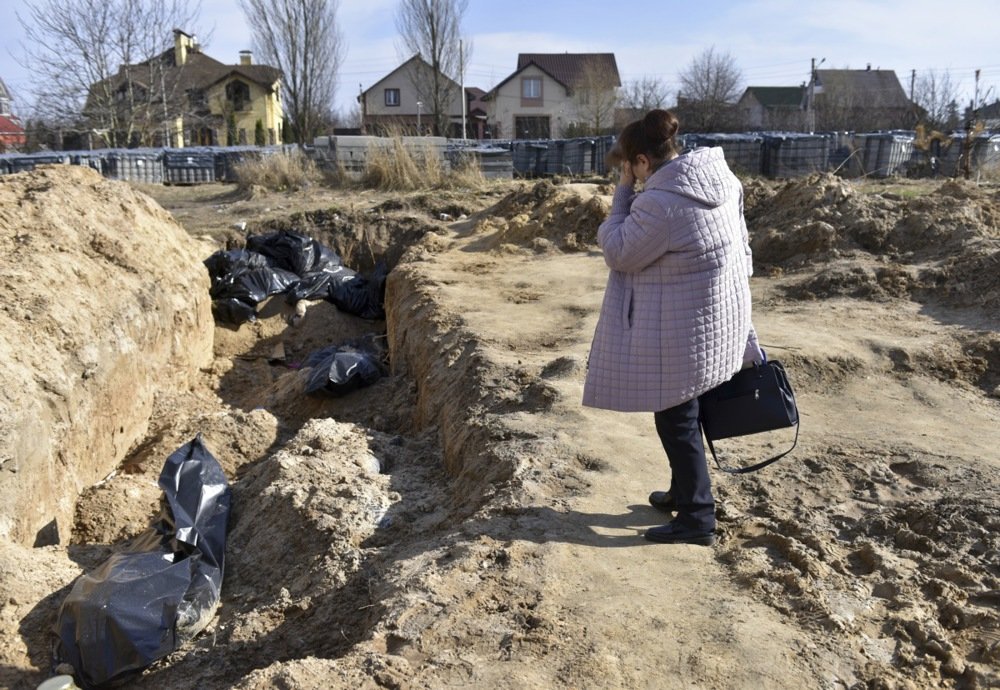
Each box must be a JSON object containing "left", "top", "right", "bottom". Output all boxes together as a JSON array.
[
  {"left": 241, "top": 0, "right": 346, "bottom": 145},
  {"left": 17, "top": 0, "right": 200, "bottom": 147},
  {"left": 395, "top": 0, "right": 470, "bottom": 137},
  {"left": 338, "top": 101, "right": 363, "bottom": 129},
  {"left": 913, "top": 70, "right": 960, "bottom": 131},
  {"left": 617, "top": 76, "right": 671, "bottom": 127},
  {"left": 569, "top": 58, "right": 620, "bottom": 136},
  {"left": 676, "top": 46, "right": 743, "bottom": 132}
]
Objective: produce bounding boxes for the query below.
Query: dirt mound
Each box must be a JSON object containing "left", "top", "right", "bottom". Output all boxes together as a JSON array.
[
  {"left": 0, "top": 166, "right": 213, "bottom": 546},
  {"left": 785, "top": 261, "right": 916, "bottom": 302},
  {"left": 747, "top": 174, "right": 1000, "bottom": 311},
  {"left": 473, "top": 180, "right": 610, "bottom": 252},
  {"left": 716, "top": 441, "right": 1000, "bottom": 688}
]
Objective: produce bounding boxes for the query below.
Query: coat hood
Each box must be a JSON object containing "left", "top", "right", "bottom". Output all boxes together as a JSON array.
[{"left": 644, "top": 146, "right": 735, "bottom": 208}]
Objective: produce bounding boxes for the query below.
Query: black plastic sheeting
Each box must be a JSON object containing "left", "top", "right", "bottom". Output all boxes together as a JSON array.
[
  {"left": 204, "top": 230, "right": 387, "bottom": 325},
  {"left": 303, "top": 342, "right": 385, "bottom": 397},
  {"left": 54, "top": 436, "right": 231, "bottom": 688}
]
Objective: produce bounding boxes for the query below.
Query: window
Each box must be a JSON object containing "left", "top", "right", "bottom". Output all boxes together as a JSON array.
[
  {"left": 521, "top": 77, "right": 542, "bottom": 102},
  {"left": 514, "top": 116, "right": 550, "bottom": 140},
  {"left": 385, "top": 88, "right": 400, "bottom": 107},
  {"left": 226, "top": 80, "right": 251, "bottom": 111},
  {"left": 188, "top": 89, "right": 207, "bottom": 110}
]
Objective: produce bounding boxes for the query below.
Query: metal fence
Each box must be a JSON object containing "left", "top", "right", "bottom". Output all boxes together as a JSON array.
[{"left": 1, "top": 130, "right": 997, "bottom": 183}]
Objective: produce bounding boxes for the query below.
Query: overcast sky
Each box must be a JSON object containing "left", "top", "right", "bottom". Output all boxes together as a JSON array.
[{"left": 2, "top": 0, "right": 998, "bottom": 119}]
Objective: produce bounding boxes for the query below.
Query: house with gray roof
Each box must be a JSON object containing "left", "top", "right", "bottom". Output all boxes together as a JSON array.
[
  {"left": 736, "top": 86, "right": 807, "bottom": 131},
  {"left": 359, "top": 55, "right": 485, "bottom": 138},
  {"left": 811, "top": 67, "right": 913, "bottom": 131}
]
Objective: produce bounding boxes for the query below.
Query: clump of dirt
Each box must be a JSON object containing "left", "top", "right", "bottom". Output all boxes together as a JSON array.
[
  {"left": 747, "top": 173, "right": 1000, "bottom": 311},
  {"left": 473, "top": 180, "right": 610, "bottom": 252},
  {"left": 716, "top": 442, "right": 1000, "bottom": 689},
  {"left": 785, "top": 261, "right": 916, "bottom": 302},
  {"left": 905, "top": 331, "right": 1000, "bottom": 396}
]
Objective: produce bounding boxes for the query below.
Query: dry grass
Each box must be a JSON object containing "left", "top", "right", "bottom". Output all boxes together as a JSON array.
[
  {"left": 361, "top": 134, "right": 485, "bottom": 191},
  {"left": 233, "top": 149, "right": 322, "bottom": 192}
]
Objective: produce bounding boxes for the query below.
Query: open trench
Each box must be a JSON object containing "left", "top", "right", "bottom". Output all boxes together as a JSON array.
[
  {"left": 12, "top": 202, "right": 561, "bottom": 689},
  {"left": 9, "top": 173, "right": 1000, "bottom": 689}
]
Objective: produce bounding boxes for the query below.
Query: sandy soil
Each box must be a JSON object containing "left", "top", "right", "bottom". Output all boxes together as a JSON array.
[{"left": 1, "top": 167, "right": 998, "bottom": 690}]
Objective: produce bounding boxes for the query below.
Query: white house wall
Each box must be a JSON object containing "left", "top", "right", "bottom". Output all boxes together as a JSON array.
[
  {"left": 365, "top": 62, "right": 463, "bottom": 118},
  {"left": 487, "top": 64, "right": 580, "bottom": 139}
]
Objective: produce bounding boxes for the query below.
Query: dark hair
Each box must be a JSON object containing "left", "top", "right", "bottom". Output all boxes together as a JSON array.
[{"left": 612, "top": 109, "right": 680, "bottom": 167}]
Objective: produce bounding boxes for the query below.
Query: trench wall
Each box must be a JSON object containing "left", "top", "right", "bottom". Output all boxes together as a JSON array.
[
  {"left": 384, "top": 261, "right": 518, "bottom": 499},
  {"left": 0, "top": 167, "right": 214, "bottom": 545}
]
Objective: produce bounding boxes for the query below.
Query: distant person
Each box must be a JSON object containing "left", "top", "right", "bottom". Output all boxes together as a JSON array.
[{"left": 583, "top": 109, "right": 763, "bottom": 546}]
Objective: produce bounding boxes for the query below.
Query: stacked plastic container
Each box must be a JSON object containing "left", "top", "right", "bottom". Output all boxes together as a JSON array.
[
  {"left": 103, "top": 149, "right": 164, "bottom": 184},
  {"left": 6, "top": 152, "right": 70, "bottom": 173},
  {"left": 687, "top": 133, "right": 764, "bottom": 176},
  {"left": 163, "top": 148, "right": 216, "bottom": 184},
  {"left": 761, "top": 133, "right": 830, "bottom": 178},
  {"left": 69, "top": 151, "right": 106, "bottom": 173},
  {"left": 854, "top": 132, "right": 914, "bottom": 178}
]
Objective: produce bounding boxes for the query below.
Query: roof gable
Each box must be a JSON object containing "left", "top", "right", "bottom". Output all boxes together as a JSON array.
[
  {"left": 485, "top": 53, "right": 620, "bottom": 100},
  {"left": 0, "top": 114, "right": 24, "bottom": 135},
  {"left": 119, "top": 47, "right": 280, "bottom": 92},
  {"left": 362, "top": 55, "right": 460, "bottom": 97},
  {"left": 516, "top": 53, "right": 621, "bottom": 89},
  {"left": 976, "top": 99, "right": 1000, "bottom": 118},
  {"left": 816, "top": 68, "right": 909, "bottom": 107},
  {"left": 743, "top": 86, "right": 805, "bottom": 108}
]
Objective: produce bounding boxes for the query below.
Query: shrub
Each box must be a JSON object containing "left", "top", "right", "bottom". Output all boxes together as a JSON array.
[
  {"left": 233, "top": 149, "right": 321, "bottom": 192},
  {"left": 361, "top": 133, "right": 485, "bottom": 191}
]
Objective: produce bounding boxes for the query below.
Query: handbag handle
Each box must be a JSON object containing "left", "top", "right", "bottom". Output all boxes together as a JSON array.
[{"left": 703, "top": 420, "right": 799, "bottom": 474}]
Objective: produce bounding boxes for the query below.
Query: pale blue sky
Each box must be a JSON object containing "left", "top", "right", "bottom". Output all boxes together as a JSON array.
[{"left": 2, "top": 0, "right": 998, "bottom": 118}]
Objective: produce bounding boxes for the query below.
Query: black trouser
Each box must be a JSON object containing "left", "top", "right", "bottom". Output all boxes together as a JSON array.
[{"left": 654, "top": 398, "right": 716, "bottom": 531}]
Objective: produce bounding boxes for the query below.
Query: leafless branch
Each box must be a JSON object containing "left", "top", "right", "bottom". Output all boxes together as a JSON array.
[
  {"left": 17, "top": 0, "right": 200, "bottom": 146},
  {"left": 240, "top": 0, "right": 346, "bottom": 144},
  {"left": 395, "top": 0, "right": 470, "bottom": 136}
]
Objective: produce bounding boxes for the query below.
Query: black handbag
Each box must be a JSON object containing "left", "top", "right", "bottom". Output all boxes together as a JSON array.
[{"left": 698, "top": 359, "right": 799, "bottom": 474}]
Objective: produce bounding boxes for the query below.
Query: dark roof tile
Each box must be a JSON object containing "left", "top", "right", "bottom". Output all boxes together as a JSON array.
[
  {"left": 744, "top": 86, "right": 805, "bottom": 108},
  {"left": 516, "top": 53, "right": 621, "bottom": 88}
]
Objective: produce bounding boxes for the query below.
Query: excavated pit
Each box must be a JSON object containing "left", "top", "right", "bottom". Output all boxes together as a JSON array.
[
  {"left": 0, "top": 169, "right": 553, "bottom": 689},
  {"left": 3, "top": 169, "right": 1000, "bottom": 689}
]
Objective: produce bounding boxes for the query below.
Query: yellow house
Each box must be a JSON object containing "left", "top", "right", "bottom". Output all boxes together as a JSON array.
[{"left": 87, "top": 30, "right": 284, "bottom": 148}]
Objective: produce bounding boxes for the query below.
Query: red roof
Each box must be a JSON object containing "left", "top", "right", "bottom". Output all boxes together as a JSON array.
[{"left": 0, "top": 114, "right": 24, "bottom": 136}]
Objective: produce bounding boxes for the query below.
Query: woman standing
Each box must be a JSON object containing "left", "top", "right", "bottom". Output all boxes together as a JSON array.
[{"left": 583, "top": 109, "right": 762, "bottom": 546}]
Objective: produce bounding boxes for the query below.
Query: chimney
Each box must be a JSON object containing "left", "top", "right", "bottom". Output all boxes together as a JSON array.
[
  {"left": 174, "top": 29, "right": 194, "bottom": 66},
  {"left": 240, "top": 50, "right": 253, "bottom": 66}
]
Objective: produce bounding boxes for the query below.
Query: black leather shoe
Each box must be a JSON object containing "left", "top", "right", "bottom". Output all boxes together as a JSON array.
[
  {"left": 644, "top": 521, "right": 715, "bottom": 546},
  {"left": 648, "top": 491, "right": 676, "bottom": 513}
]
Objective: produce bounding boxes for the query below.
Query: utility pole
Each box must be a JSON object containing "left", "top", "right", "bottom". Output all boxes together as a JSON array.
[
  {"left": 806, "top": 58, "right": 824, "bottom": 133},
  {"left": 460, "top": 40, "right": 467, "bottom": 140},
  {"left": 974, "top": 68, "right": 981, "bottom": 115},
  {"left": 359, "top": 83, "right": 365, "bottom": 133}
]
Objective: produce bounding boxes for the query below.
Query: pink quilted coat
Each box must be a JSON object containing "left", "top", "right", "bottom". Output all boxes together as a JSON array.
[{"left": 583, "top": 146, "right": 761, "bottom": 412}]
